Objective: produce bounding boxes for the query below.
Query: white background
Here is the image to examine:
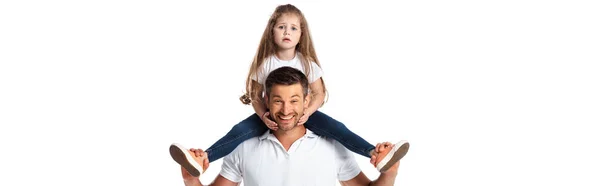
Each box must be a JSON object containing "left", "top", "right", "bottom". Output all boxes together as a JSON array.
[{"left": 1, "top": 0, "right": 599, "bottom": 185}]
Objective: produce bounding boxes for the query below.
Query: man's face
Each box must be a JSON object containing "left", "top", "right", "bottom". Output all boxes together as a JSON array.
[{"left": 267, "top": 83, "right": 308, "bottom": 131}]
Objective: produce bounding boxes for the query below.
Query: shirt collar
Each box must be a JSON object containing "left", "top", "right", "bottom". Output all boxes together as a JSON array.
[{"left": 259, "top": 128, "right": 318, "bottom": 141}]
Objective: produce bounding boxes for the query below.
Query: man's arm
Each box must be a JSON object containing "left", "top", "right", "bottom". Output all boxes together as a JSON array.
[
  {"left": 338, "top": 142, "right": 402, "bottom": 186},
  {"left": 180, "top": 149, "right": 242, "bottom": 186},
  {"left": 182, "top": 174, "right": 239, "bottom": 186},
  {"left": 339, "top": 161, "right": 400, "bottom": 186}
]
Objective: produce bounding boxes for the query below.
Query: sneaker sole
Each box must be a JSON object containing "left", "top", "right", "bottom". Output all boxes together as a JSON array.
[
  {"left": 377, "top": 141, "right": 410, "bottom": 172},
  {"left": 169, "top": 143, "right": 202, "bottom": 177}
]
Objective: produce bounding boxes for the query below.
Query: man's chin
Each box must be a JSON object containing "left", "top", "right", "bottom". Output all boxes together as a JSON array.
[{"left": 276, "top": 121, "right": 297, "bottom": 131}]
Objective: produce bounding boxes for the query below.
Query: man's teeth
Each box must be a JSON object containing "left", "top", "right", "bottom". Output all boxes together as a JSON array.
[{"left": 279, "top": 115, "right": 293, "bottom": 120}]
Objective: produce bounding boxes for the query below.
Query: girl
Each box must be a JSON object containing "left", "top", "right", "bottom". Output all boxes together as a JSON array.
[{"left": 170, "top": 4, "right": 409, "bottom": 177}]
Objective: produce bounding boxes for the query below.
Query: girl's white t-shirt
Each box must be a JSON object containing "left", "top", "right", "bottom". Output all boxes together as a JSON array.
[{"left": 252, "top": 53, "right": 324, "bottom": 85}]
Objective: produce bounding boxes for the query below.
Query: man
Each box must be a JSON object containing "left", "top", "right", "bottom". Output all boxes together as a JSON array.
[{"left": 172, "top": 67, "right": 403, "bottom": 186}]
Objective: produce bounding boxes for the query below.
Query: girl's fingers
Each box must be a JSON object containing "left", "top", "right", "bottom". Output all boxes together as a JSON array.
[
  {"left": 262, "top": 112, "right": 269, "bottom": 121},
  {"left": 266, "top": 120, "right": 278, "bottom": 130},
  {"left": 297, "top": 116, "right": 307, "bottom": 125}
]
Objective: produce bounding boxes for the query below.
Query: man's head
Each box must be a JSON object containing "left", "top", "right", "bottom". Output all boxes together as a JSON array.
[{"left": 265, "top": 67, "right": 310, "bottom": 131}]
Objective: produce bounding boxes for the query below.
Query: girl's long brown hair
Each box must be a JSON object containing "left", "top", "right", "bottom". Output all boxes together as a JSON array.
[{"left": 240, "top": 4, "right": 327, "bottom": 105}]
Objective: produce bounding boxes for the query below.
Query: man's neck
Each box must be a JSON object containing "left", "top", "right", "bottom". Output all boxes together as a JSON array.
[{"left": 273, "top": 125, "right": 307, "bottom": 151}]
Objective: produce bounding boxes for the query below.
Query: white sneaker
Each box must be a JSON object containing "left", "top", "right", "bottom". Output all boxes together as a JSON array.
[
  {"left": 376, "top": 140, "right": 410, "bottom": 172},
  {"left": 169, "top": 143, "right": 204, "bottom": 177}
]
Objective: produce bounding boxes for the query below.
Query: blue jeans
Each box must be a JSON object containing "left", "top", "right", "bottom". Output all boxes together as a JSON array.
[{"left": 205, "top": 111, "right": 375, "bottom": 162}]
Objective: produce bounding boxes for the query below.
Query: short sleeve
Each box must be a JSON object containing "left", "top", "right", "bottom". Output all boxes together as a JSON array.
[
  {"left": 307, "top": 62, "right": 323, "bottom": 83},
  {"left": 219, "top": 146, "right": 243, "bottom": 183},
  {"left": 333, "top": 141, "right": 361, "bottom": 181},
  {"left": 250, "top": 71, "right": 260, "bottom": 83},
  {"left": 251, "top": 59, "right": 271, "bottom": 85}
]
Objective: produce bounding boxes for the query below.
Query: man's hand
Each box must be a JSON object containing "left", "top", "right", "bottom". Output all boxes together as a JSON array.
[
  {"left": 344, "top": 143, "right": 401, "bottom": 186},
  {"left": 181, "top": 165, "right": 197, "bottom": 181},
  {"left": 383, "top": 160, "right": 400, "bottom": 175},
  {"left": 262, "top": 112, "right": 278, "bottom": 131},
  {"left": 180, "top": 148, "right": 210, "bottom": 186},
  {"left": 189, "top": 148, "right": 209, "bottom": 172},
  {"left": 370, "top": 142, "right": 400, "bottom": 174},
  {"left": 180, "top": 149, "right": 209, "bottom": 180}
]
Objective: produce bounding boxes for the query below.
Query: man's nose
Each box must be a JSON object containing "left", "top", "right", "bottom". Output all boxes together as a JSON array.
[{"left": 282, "top": 103, "right": 293, "bottom": 115}]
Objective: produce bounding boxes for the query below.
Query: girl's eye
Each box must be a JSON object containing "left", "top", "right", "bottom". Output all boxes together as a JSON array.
[
  {"left": 278, "top": 26, "right": 284, "bottom": 29},
  {"left": 292, "top": 27, "right": 298, "bottom": 31}
]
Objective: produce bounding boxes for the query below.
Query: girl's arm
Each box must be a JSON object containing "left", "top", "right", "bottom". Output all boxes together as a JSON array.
[
  {"left": 306, "top": 78, "right": 325, "bottom": 116},
  {"left": 252, "top": 97, "right": 268, "bottom": 120},
  {"left": 250, "top": 81, "right": 267, "bottom": 117},
  {"left": 250, "top": 80, "right": 278, "bottom": 130}
]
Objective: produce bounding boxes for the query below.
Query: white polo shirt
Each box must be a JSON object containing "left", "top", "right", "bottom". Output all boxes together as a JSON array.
[{"left": 219, "top": 129, "right": 361, "bottom": 186}]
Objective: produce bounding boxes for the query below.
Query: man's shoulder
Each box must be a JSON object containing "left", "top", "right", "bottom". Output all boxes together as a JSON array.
[
  {"left": 312, "top": 133, "right": 342, "bottom": 145},
  {"left": 235, "top": 135, "right": 263, "bottom": 153},
  {"left": 321, "top": 137, "right": 348, "bottom": 153}
]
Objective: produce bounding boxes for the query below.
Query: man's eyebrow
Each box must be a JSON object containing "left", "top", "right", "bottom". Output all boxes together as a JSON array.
[{"left": 271, "top": 95, "right": 300, "bottom": 99}]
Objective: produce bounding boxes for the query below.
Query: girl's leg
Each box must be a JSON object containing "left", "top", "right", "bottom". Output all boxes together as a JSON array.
[
  {"left": 204, "top": 114, "right": 268, "bottom": 162},
  {"left": 303, "top": 111, "right": 375, "bottom": 158}
]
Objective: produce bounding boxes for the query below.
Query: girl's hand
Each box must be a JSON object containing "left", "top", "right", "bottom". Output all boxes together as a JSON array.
[
  {"left": 297, "top": 110, "right": 310, "bottom": 126},
  {"left": 262, "top": 112, "right": 278, "bottom": 131}
]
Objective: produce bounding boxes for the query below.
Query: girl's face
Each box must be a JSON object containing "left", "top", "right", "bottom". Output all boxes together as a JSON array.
[{"left": 273, "top": 14, "right": 302, "bottom": 51}]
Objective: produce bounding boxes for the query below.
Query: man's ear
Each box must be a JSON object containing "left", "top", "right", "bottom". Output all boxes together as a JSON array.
[
  {"left": 264, "top": 95, "right": 269, "bottom": 109},
  {"left": 304, "top": 94, "right": 310, "bottom": 109}
]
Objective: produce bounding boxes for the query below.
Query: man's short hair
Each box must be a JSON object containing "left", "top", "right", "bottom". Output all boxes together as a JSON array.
[{"left": 265, "top": 66, "right": 309, "bottom": 98}]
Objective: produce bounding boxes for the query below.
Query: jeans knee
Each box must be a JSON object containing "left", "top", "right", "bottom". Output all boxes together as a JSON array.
[{"left": 228, "top": 114, "right": 263, "bottom": 134}]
